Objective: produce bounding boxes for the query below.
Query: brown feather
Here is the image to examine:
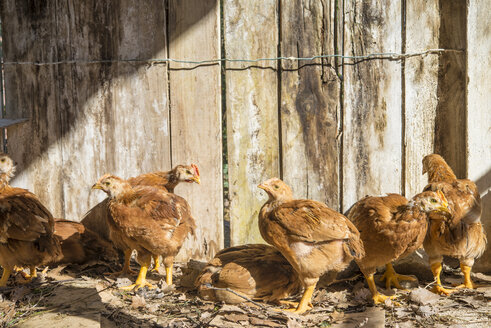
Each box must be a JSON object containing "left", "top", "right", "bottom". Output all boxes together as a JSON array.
[
  {"left": 422, "top": 154, "right": 487, "bottom": 266},
  {"left": 258, "top": 178, "right": 364, "bottom": 288},
  {"left": 196, "top": 244, "right": 301, "bottom": 304}
]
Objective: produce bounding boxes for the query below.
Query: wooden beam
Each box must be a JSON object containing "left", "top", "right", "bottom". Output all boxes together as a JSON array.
[
  {"left": 169, "top": 0, "right": 223, "bottom": 259},
  {"left": 225, "top": 0, "right": 279, "bottom": 246}
]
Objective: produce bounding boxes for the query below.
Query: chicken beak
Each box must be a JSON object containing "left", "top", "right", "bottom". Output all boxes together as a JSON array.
[
  {"left": 437, "top": 205, "right": 450, "bottom": 213},
  {"left": 193, "top": 176, "right": 201, "bottom": 184},
  {"left": 92, "top": 183, "right": 103, "bottom": 190},
  {"left": 258, "top": 184, "right": 268, "bottom": 191}
]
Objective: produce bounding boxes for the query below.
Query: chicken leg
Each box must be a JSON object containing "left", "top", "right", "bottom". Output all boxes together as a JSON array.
[
  {"left": 165, "top": 265, "right": 173, "bottom": 285},
  {"left": 284, "top": 285, "right": 315, "bottom": 314},
  {"left": 430, "top": 262, "right": 456, "bottom": 295},
  {"left": 120, "top": 256, "right": 155, "bottom": 291},
  {"left": 366, "top": 273, "right": 399, "bottom": 305},
  {"left": 151, "top": 255, "right": 161, "bottom": 272},
  {"left": 0, "top": 266, "right": 12, "bottom": 287},
  {"left": 105, "top": 249, "right": 137, "bottom": 276},
  {"left": 380, "top": 263, "right": 416, "bottom": 290},
  {"left": 453, "top": 263, "right": 484, "bottom": 289}
]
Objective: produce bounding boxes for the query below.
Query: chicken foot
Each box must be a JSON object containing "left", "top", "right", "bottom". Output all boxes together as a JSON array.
[
  {"left": 430, "top": 262, "right": 456, "bottom": 295},
  {"left": 18, "top": 266, "right": 37, "bottom": 284},
  {"left": 452, "top": 263, "right": 484, "bottom": 289},
  {"left": 366, "top": 273, "right": 400, "bottom": 305},
  {"left": 283, "top": 285, "right": 315, "bottom": 314},
  {"left": 105, "top": 249, "right": 137, "bottom": 276},
  {"left": 120, "top": 256, "right": 155, "bottom": 291},
  {"left": 380, "top": 263, "right": 416, "bottom": 290}
]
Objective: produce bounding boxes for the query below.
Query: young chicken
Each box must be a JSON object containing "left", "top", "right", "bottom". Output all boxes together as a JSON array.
[
  {"left": 0, "top": 153, "right": 61, "bottom": 286},
  {"left": 92, "top": 174, "right": 195, "bottom": 290},
  {"left": 50, "top": 219, "right": 117, "bottom": 265},
  {"left": 258, "top": 178, "right": 364, "bottom": 314},
  {"left": 422, "top": 154, "right": 487, "bottom": 295},
  {"left": 87, "top": 164, "right": 199, "bottom": 279},
  {"left": 348, "top": 191, "right": 450, "bottom": 304},
  {"left": 195, "top": 244, "right": 301, "bottom": 304}
]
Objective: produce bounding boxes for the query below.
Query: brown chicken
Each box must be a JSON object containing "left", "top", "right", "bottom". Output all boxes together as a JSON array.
[
  {"left": 92, "top": 174, "right": 195, "bottom": 290},
  {"left": 51, "top": 219, "right": 117, "bottom": 265},
  {"left": 258, "top": 178, "right": 364, "bottom": 314},
  {"left": 422, "top": 154, "right": 487, "bottom": 295},
  {"left": 0, "top": 153, "right": 61, "bottom": 286},
  {"left": 348, "top": 191, "right": 450, "bottom": 304},
  {"left": 195, "top": 244, "right": 302, "bottom": 304},
  {"left": 92, "top": 164, "right": 200, "bottom": 278}
]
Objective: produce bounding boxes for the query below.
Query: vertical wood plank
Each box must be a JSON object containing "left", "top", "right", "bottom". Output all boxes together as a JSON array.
[
  {"left": 404, "top": 0, "right": 440, "bottom": 197},
  {"left": 280, "top": 0, "right": 340, "bottom": 208},
  {"left": 224, "top": 0, "right": 279, "bottom": 246},
  {"left": 169, "top": 0, "right": 223, "bottom": 259},
  {"left": 467, "top": 0, "right": 491, "bottom": 272},
  {"left": 55, "top": 1, "right": 170, "bottom": 221},
  {"left": 343, "top": 1, "right": 402, "bottom": 211},
  {"left": 1, "top": 0, "right": 65, "bottom": 217}
]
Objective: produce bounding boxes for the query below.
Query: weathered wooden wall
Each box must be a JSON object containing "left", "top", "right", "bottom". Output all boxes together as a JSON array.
[{"left": 0, "top": 0, "right": 489, "bottom": 269}]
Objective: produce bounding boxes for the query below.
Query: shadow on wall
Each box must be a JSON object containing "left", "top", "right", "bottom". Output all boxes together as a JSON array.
[{"left": 475, "top": 169, "right": 491, "bottom": 272}]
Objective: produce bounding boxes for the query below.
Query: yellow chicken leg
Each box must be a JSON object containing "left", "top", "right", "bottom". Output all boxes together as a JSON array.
[
  {"left": 105, "top": 249, "right": 137, "bottom": 276},
  {"left": 366, "top": 274, "right": 399, "bottom": 305},
  {"left": 0, "top": 267, "right": 12, "bottom": 287},
  {"left": 120, "top": 257, "right": 155, "bottom": 291},
  {"left": 380, "top": 263, "right": 416, "bottom": 290},
  {"left": 151, "top": 255, "right": 161, "bottom": 272},
  {"left": 430, "top": 262, "right": 456, "bottom": 295},
  {"left": 165, "top": 265, "right": 173, "bottom": 285},
  {"left": 453, "top": 264, "right": 483, "bottom": 289},
  {"left": 284, "top": 285, "right": 315, "bottom": 314}
]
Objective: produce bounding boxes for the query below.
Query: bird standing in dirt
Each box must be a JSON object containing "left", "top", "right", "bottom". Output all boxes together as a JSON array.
[
  {"left": 92, "top": 174, "right": 195, "bottom": 290},
  {"left": 422, "top": 154, "right": 487, "bottom": 295},
  {"left": 348, "top": 191, "right": 450, "bottom": 304},
  {"left": 258, "top": 178, "right": 364, "bottom": 314},
  {"left": 0, "top": 153, "right": 61, "bottom": 286}
]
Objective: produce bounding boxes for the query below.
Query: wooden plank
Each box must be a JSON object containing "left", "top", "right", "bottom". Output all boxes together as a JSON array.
[
  {"left": 1, "top": 0, "right": 65, "bottom": 217},
  {"left": 342, "top": 0, "right": 402, "bottom": 211},
  {"left": 224, "top": 0, "right": 279, "bottom": 246},
  {"left": 467, "top": 0, "right": 491, "bottom": 273},
  {"left": 404, "top": 0, "right": 440, "bottom": 197},
  {"left": 280, "top": 0, "right": 340, "bottom": 208},
  {"left": 169, "top": 0, "right": 223, "bottom": 260},
  {"left": 55, "top": 1, "right": 171, "bottom": 221},
  {"left": 433, "top": 0, "right": 466, "bottom": 177}
]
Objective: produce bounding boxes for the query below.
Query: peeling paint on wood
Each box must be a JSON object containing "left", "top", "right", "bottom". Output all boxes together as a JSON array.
[
  {"left": 342, "top": 0, "right": 402, "bottom": 211},
  {"left": 225, "top": 0, "right": 279, "bottom": 246},
  {"left": 169, "top": 0, "right": 223, "bottom": 260},
  {"left": 404, "top": 0, "right": 439, "bottom": 198},
  {"left": 281, "top": 0, "right": 340, "bottom": 209}
]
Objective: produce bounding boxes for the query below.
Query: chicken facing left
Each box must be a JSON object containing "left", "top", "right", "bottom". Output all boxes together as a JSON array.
[
  {"left": 92, "top": 174, "right": 195, "bottom": 290},
  {"left": 0, "top": 153, "right": 62, "bottom": 287}
]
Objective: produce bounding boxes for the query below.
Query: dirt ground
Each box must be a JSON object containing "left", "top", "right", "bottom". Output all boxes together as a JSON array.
[{"left": 0, "top": 260, "right": 490, "bottom": 328}]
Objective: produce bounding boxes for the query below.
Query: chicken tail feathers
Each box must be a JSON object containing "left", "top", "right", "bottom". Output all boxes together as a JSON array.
[{"left": 346, "top": 234, "right": 365, "bottom": 260}]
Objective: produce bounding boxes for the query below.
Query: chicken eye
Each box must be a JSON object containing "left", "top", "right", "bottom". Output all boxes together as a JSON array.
[
  {"left": 0, "top": 158, "right": 5, "bottom": 163},
  {"left": 186, "top": 170, "right": 192, "bottom": 174},
  {"left": 430, "top": 198, "right": 437, "bottom": 203},
  {"left": 274, "top": 185, "right": 279, "bottom": 189},
  {"left": 105, "top": 182, "right": 110, "bottom": 186}
]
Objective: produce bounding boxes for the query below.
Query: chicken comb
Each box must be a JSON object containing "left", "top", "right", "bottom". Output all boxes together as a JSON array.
[{"left": 191, "top": 163, "right": 200, "bottom": 177}]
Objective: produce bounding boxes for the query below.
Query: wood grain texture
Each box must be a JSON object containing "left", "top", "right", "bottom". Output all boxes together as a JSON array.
[
  {"left": 54, "top": 1, "right": 171, "bottom": 222},
  {"left": 342, "top": 0, "right": 402, "bottom": 211},
  {"left": 169, "top": 0, "right": 223, "bottom": 260},
  {"left": 467, "top": 0, "right": 491, "bottom": 272},
  {"left": 280, "top": 0, "right": 340, "bottom": 209},
  {"left": 224, "top": 0, "right": 279, "bottom": 246},
  {"left": 404, "top": 0, "right": 439, "bottom": 198},
  {"left": 1, "top": 0, "right": 65, "bottom": 217}
]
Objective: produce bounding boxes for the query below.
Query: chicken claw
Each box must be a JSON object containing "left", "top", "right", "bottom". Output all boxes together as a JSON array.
[{"left": 380, "top": 263, "right": 416, "bottom": 290}]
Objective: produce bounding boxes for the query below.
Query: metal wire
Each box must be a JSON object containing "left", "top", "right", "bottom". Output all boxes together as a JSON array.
[{"left": 0, "top": 48, "right": 462, "bottom": 66}]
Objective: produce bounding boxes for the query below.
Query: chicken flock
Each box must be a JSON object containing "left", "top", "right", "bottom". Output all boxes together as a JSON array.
[{"left": 0, "top": 152, "right": 487, "bottom": 314}]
